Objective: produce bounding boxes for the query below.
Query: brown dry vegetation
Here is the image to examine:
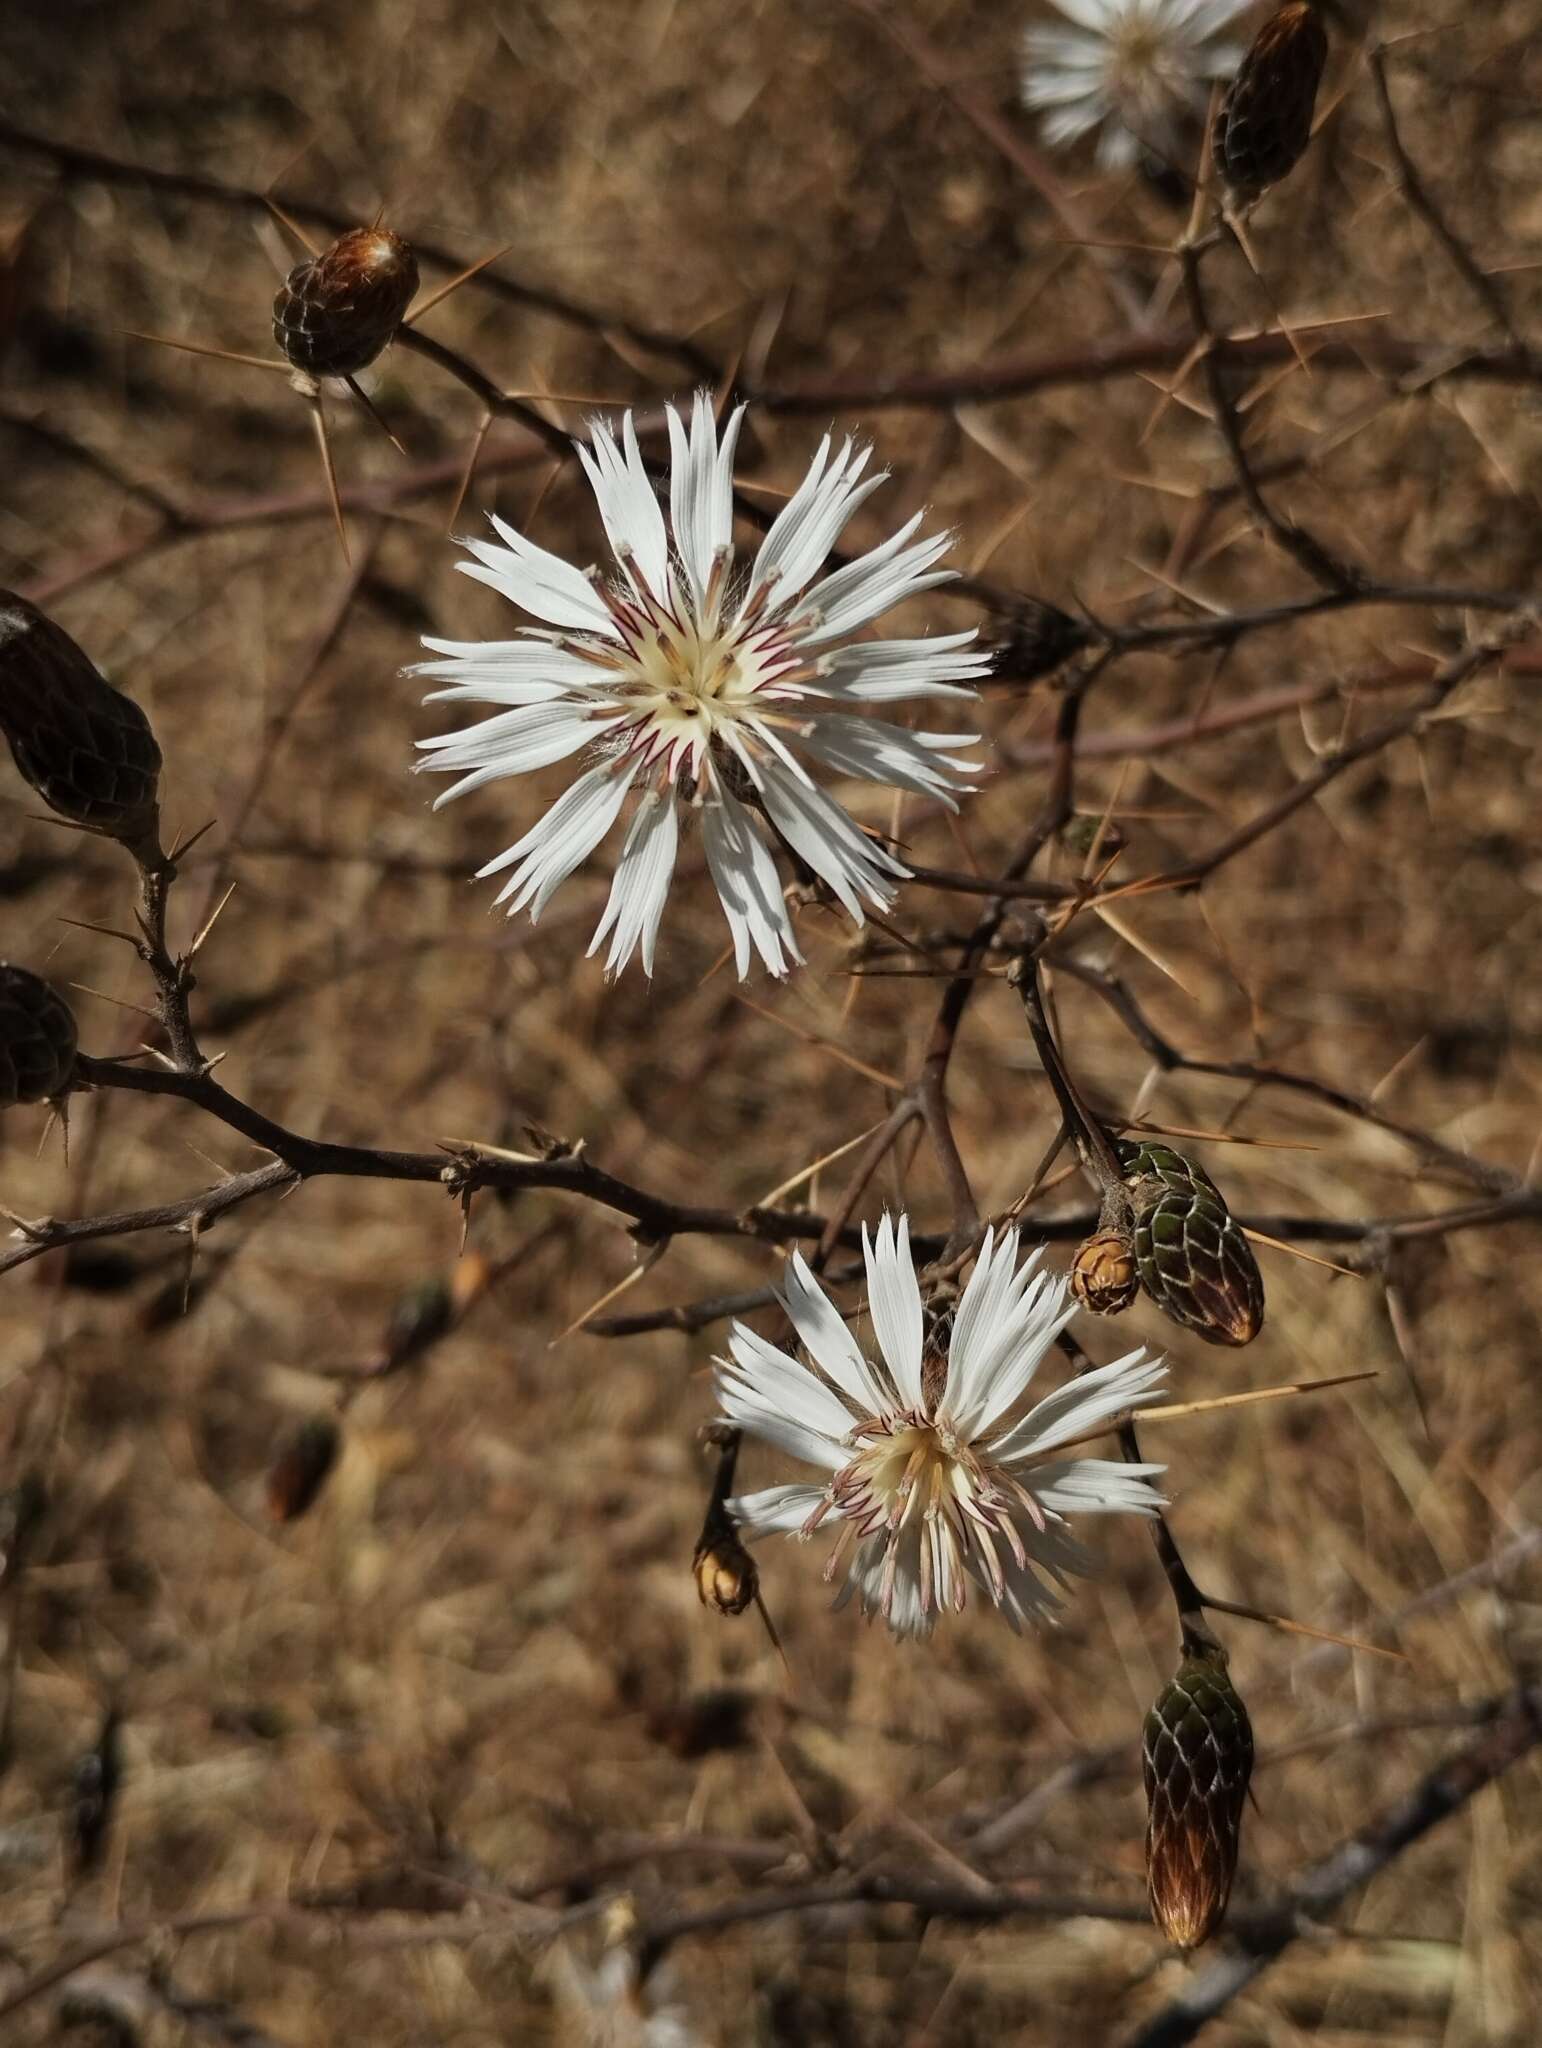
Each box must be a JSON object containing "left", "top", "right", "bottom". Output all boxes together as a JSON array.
[{"left": 2, "top": 1, "right": 1542, "bottom": 2042}]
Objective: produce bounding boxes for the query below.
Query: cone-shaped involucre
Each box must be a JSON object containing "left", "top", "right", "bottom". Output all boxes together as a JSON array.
[
  {"left": 716, "top": 1220, "right": 1167, "bottom": 1639},
  {"left": 1143, "top": 1642, "right": 1254, "bottom": 1948},
  {"left": 272, "top": 228, "right": 419, "bottom": 377},
  {"left": 1123, "top": 1140, "right": 1265, "bottom": 1346},
  {"left": 1021, "top": 0, "right": 1253, "bottom": 171},
  {"left": 1213, "top": 2, "right": 1329, "bottom": 205},
  {"left": 0, "top": 963, "right": 78, "bottom": 1107},
  {"left": 0, "top": 593, "right": 161, "bottom": 847},
  {"left": 412, "top": 394, "right": 987, "bottom": 979}
]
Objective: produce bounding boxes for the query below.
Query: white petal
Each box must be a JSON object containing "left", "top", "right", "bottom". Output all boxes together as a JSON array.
[
  {"left": 947, "top": 1252, "right": 1069, "bottom": 1440},
  {"left": 700, "top": 786, "right": 801, "bottom": 979},
  {"left": 795, "top": 714, "right": 981, "bottom": 805},
  {"left": 863, "top": 1214, "right": 924, "bottom": 1410},
  {"left": 796, "top": 518, "right": 956, "bottom": 644},
  {"left": 747, "top": 437, "right": 883, "bottom": 608},
  {"left": 1027, "top": 1458, "right": 1166, "bottom": 1517},
  {"left": 989, "top": 1348, "right": 1167, "bottom": 1466},
  {"left": 669, "top": 394, "right": 743, "bottom": 604},
  {"left": 834, "top": 1530, "right": 933, "bottom": 1639},
  {"left": 778, "top": 1251, "right": 891, "bottom": 1419},
  {"left": 728, "top": 1482, "right": 829, "bottom": 1539},
  {"left": 477, "top": 759, "right": 637, "bottom": 920},
  {"left": 576, "top": 412, "right": 671, "bottom": 603},
  {"left": 756, "top": 757, "right": 905, "bottom": 922},
  {"left": 724, "top": 1324, "right": 857, "bottom": 1443},
  {"left": 812, "top": 631, "right": 990, "bottom": 703},
  {"left": 458, "top": 514, "right": 618, "bottom": 636},
  {"left": 586, "top": 787, "right": 680, "bottom": 978},
  {"left": 416, "top": 703, "right": 606, "bottom": 804}
]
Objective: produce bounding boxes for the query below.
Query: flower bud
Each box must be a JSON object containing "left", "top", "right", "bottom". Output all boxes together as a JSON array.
[
  {"left": 1143, "top": 1643, "right": 1254, "bottom": 1949},
  {"left": 265, "top": 1415, "right": 341, "bottom": 1523},
  {"left": 986, "top": 598, "right": 1090, "bottom": 683},
  {"left": 0, "top": 593, "right": 162, "bottom": 848},
  {"left": 1213, "top": 2, "right": 1329, "bottom": 207},
  {"left": 1122, "top": 1140, "right": 1264, "bottom": 1347},
  {"left": 272, "top": 227, "right": 419, "bottom": 378},
  {"left": 693, "top": 1528, "right": 758, "bottom": 1617},
  {"left": 1070, "top": 1229, "right": 1139, "bottom": 1316},
  {"left": 0, "top": 961, "right": 78, "bottom": 1107}
]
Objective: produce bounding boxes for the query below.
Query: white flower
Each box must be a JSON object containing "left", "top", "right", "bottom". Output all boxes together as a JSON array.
[
  {"left": 413, "top": 396, "right": 986, "bottom": 978},
  {"left": 717, "top": 1217, "right": 1167, "bottom": 1640},
  {"left": 1021, "top": 0, "right": 1251, "bottom": 170}
]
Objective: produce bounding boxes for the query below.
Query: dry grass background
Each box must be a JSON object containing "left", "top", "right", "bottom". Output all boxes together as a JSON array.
[{"left": 2, "top": 0, "right": 1542, "bottom": 2041}]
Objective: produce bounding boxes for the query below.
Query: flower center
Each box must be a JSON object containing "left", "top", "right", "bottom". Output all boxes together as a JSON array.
[
  {"left": 813, "top": 1411, "right": 1046, "bottom": 1624},
  {"left": 592, "top": 578, "right": 809, "bottom": 788}
]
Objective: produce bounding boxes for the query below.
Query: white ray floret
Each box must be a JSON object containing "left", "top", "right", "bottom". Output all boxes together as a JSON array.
[
  {"left": 412, "top": 396, "right": 988, "bottom": 978},
  {"left": 717, "top": 1218, "right": 1167, "bottom": 1639},
  {"left": 1021, "top": 0, "right": 1251, "bottom": 170}
]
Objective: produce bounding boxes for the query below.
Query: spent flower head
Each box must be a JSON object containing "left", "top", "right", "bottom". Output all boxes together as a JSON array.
[
  {"left": 717, "top": 1217, "right": 1166, "bottom": 1639},
  {"left": 412, "top": 396, "right": 986, "bottom": 978},
  {"left": 1021, "top": 0, "right": 1252, "bottom": 169}
]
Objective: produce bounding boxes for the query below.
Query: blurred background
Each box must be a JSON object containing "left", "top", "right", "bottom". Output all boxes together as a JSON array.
[{"left": 2, "top": 1, "right": 1541, "bottom": 2040}]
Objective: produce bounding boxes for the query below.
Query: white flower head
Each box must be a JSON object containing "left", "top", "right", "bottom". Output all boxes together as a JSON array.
[
  {"left": 1021, "top": 0, "right": 1251, "bottom": 170},
  {"left": 717, "top": 1218, "right": 1167, "bottom": 1640},
  {"left": 412, "top": 396, "right": 987, "bottom": 978}
]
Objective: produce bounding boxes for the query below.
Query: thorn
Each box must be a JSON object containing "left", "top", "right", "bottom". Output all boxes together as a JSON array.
[
  {"left": 306, "top": 396, "right": 350, "bottom": 563},
  {"left": 404, "top": 243, "right": 514, "bottom": 326},
  {"left": 123, "top": 329, "right": 291, "bottom": 375},
  {"left": 263, "top": 195, "right": 320, "bottom": 257},
  {"left": 167, "top": 818, "right": 219, "bottom": 865},
  {"left": 58, "top": 917, "right": 141, "bottom": 949},
  {"left": 344, "top": 375, "right": 408, "bottom": 457},
  {"left": 187, "top": 880, "right": 237, "bottom": 961},
  {"left": 447, "top": 412, "right": 494, "bottom": 534}
]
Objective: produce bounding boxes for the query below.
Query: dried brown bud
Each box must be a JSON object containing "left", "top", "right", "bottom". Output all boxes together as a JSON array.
[
  {"left": 1213, "top": 2, "right": 1329, "bottom": 207},
  {"left": 1123, "top": 1140, "right": 1265, "bottom": 1347},
  {"left": 693, "top": 1528, "right": 758, "bottom": 1617},
  {"left": 1070, "top": 1229, "right": 1139, "bottom": 1317},
  {"left": 0, "top": 961, "right": 78, "bottom": 1107},
  {"left": 986, "top": 598, "right": 1091, "bottom": 683},
  {"left": 265, "top": 1415, "right": 341, "bottom": 1523},
  {"left": 0, "top": 593, "right": 162, "bottom": 848},
  {"left": 1143, "top": 1643, "right": 1254, "bottom": 1949},
  {"left": 272, "top": 228, "right": 419, "bottom": 377}
]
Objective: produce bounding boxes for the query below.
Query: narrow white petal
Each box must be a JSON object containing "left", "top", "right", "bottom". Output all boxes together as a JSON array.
[
  {"left": 417, "top": 705, "right": 607, "bottom": 806},
  {"left": 458, "top": 515, "right": 618, "bottom": 636},
  {"left": 797, "top": 520, "right": 956, "bottom": 644},
  {"left": 669, "top": 394, "right": 743, "bottom": 604},
  {"left": 778, "top": 1251, "right": 891, "bottom": 1418},
  {"left": 576, "top": 412, "right": 671, "bottom": 603},
  {"left": 586, "top": 786, "right": 680, "bottom": 978},
  {"left": 812, "top": 632, "right": 990, "bottom": 703},
  {"left": 834, "top": 1530, "right": 933, "bottom": 1639},
  {"left": 756, "top": 758, "right": 906, "bottom": 921},
  {"left": 724, "top": 1324, "right": 858, "bottom": 1442},
  {"left": 1028, "top": 1458, "right": 1166, "bottom": 1517},
  {"left": 477, "top": 759, "right": 637, "bottom": 921},
  {"left": 728, "top": 1482, "right": 829, "bottom": 1539},
  {"left": 795, "top": 714, "right": 981, "bottom": 805},
  {"left": 700, "top": 787, "right": 801, "bottom": 979},
  {"left": 989, "top": 1348, "right": 1167, "bottom": 1466},
  {"left": 747, "top": 437, "right": 882, "bottom": 608},
  {"left": 863, "top": 1214, "right": 924, "bottom": 1409}
]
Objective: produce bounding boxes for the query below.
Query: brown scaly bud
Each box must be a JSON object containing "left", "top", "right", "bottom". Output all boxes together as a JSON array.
[
  {"left": 1213, "top": 2, "right": 1330, "bottom": 209},
  {"left": 693, "top": 1526, "right": 759, "bottom": 1617},
  {"left": 272, "top": 228, "right": 419, "bottom": 378},
  {"left": 381, "top": 1250, "right": 493, "bottom": 1372},
  {"left": 1070, "top": 1229, "right": 1140, "bottom": 1317},
  {"left": 1143, "top": 1642, "right": 1254, "bottom": 1949},
  {"left": 0, "top": 962, "right": 78, "bottom": 1107},
  {"left": 1122, "top": 1140, "right": 1265, "bottom": 1347},
  {"left": 986, "top": 598, "right": 1091, "bottom": 683},
  {"left": 265, "top": 1415, "right": 341, "bottom": 1523},
  {"left": 0, "top": 593, "right": 162, "bottom": 849}
]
